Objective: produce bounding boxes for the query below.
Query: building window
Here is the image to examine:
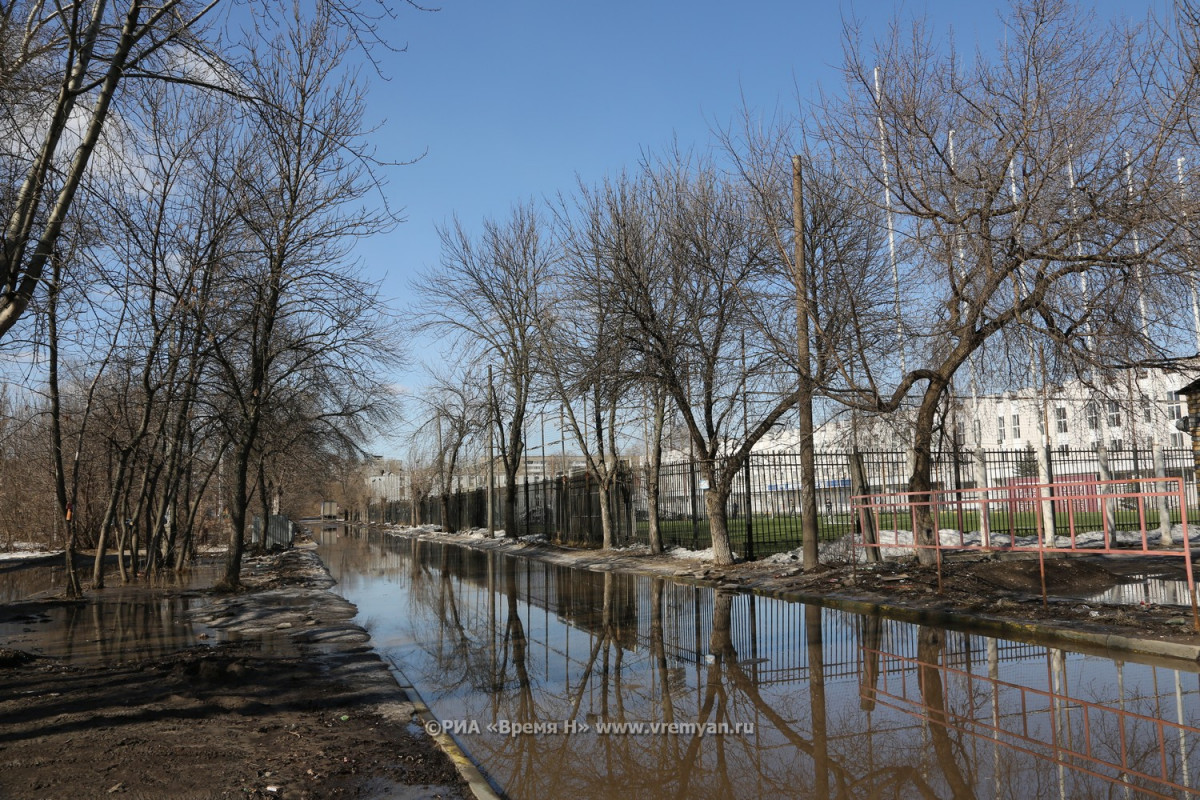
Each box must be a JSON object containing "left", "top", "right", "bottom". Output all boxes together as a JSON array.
[
  {"left": 1086, "top": 401, "right": 1099, "bottom": 431},
  {"left": 997, "top": 416, "right": 1006, "bottom": 444},
  {"left": 1172, "top": 432, "right": 1185, "bottom": 447},
  {"left": 1055, "top": 407, "right": 1068, "bottom": 434},
  {"left": 1108, "top": 400, "right": 1121, "bottom": 429},
  {"left": 954, "top": 420, "right": 965, "bottom": 447},
  {"left": 1011, "top": 414, "right": 1021, "bottom": 440},
  {"left": 1057, "top": 443, "right": 1070, "bottom": 454},
  {"left": 1110, "top": 438, "right": 1123, "bottom": 452},
  {"left": 972, "top": 419, "right": 982, "bottom": 446},
  {"left": 1169, "top": 391, "right": 1182, "bottom": 421},
  {"left": 1142, "top": 395, "right": 1153, "bottom": 424}
]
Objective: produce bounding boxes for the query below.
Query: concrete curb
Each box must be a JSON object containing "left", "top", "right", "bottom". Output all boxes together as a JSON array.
[{"left": 382, "top": 655, "right": 504, "bottom": 800}]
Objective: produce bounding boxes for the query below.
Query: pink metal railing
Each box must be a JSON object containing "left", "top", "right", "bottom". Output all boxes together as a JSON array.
[{"left": 850, "top": 476, "right": 1199, "bottom": 628}]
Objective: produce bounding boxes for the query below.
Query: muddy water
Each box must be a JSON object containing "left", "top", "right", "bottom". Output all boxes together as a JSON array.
[
  {"left": 315, "top": 528, "right": 1200, "bottom": 800},
  {"left": 0, "top": 560, "right": 224, "bottom": 666},
  {"left": 0, "top": 558, "right": 68, "bottom": 603}
]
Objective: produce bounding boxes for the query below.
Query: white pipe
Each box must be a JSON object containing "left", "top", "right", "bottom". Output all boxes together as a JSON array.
[
  {"left": 1177, "top": 158, "right": 1200, "bottom": 352},
  {"left": 1125, "top": 152, "right": 1150, "bottom": 337},
  {"left": 874, "top": 67, "right": 905, "bottom": 375},
  {"left": 1066, "top": 153, "right": 1093, "bottom": 353}
]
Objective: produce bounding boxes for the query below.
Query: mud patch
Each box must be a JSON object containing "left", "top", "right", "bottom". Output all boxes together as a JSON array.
[
  {"left": 0, "top": 544, "right": 468, "bottom": 800},
  {"left": 965, "top": 558, "right": 1122, "bottom": 595}
]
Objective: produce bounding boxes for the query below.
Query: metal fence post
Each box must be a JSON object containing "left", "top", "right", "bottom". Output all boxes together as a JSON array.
[
  {"left": 744, "top": 453, "right": 754, "bottom": 560},
  {"left": 689, "top": 459, "right": 700, "bottom": 550}
]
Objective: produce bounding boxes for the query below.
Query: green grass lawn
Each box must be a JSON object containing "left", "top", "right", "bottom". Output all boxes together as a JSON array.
[{"left": 634, "top": 505, "right": 1187, "bottom": 559}]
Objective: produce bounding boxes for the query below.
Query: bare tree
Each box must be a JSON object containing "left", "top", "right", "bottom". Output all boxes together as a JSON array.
[
  {"left": 416, "top": 365, "right": 486, "bottom": 533},
  {"left": 542, "top": 175, "right": 654, "bottom": 549},
  {"left": 415, "top": 203, "right": 552, "bottom": 537},
  {"left": 84, "top": 80, "right": 241, "bottom": 583},
  {"left": 722, "top": 110, "right": 893, "bottom": 569},
  {"left": 0, "top": 0, "right": 416, "bottom": 349},
  {"left": 210, "top": 10, "right": 400, "bottom": 588},
  {"left": 1, "top": 0, "right": 193, "bottom": 341},
  {"left": 810, "top": 0, "right": 1185, "bottom": 563},
  {"left": 605, "top": 152, "right": 808, "bottom": 565}
]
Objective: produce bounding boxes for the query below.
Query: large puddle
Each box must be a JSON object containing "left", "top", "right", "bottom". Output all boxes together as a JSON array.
[
  {"left": 0, "top": 559, "right": 224, "bottom": 666},
  {"left": 316, "top": 526, "right": 1200, "bottom": 800},
  {"left": 0, "top": 557, "right": 69, "bottom": 604}
]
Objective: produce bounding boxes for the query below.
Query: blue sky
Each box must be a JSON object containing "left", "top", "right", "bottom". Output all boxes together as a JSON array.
[{"left": 358, "top": 0, "right": 1154, "bottom": 449}]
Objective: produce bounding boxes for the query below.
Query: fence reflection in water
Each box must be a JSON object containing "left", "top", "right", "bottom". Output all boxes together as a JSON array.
[{"left": 865, "top": 640, "right": 1200, "bottom": 799}]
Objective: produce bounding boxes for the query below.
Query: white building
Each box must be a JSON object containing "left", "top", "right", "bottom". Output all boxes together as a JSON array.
[
  {"left": 806, "top": 368, "right": 1196, "bottom": 456},
  {"left": 649, "top": 369, "right": 1200, "bottom": 515},
  {"left": 365, "top": 457, "right": 407, "bottom": 502}
]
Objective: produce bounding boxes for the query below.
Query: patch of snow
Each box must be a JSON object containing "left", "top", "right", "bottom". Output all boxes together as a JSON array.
[
  {"left": 827, "top": 520, "right": 1200, "bottom": 562},
  {"left": 0, "top": 548, "right": 59, "bottom": 563},
  {"left": 389, "top": 524, "right": 440, "bottom": 535},
  {"left": 461, "top": 527, "right": 508, "bottom": 539},
  {"left": 665, "top": 546, "right": 738, "bottom": 562},
  {"left": 764, "top": 548, "right": 804, "bottom": 565}
]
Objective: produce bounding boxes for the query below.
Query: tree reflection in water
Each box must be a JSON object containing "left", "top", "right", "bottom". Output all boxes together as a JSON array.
[{"left": 319, "top": 529, "right": 1200, "bottom": 800}]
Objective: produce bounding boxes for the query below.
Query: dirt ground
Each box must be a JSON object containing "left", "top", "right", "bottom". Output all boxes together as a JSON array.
[
  {"left": 745, "top": 550, "right": 1200, "bottom": 640},
  {"left": 0, "top": 546, "right": 469, "bottom": 800}
]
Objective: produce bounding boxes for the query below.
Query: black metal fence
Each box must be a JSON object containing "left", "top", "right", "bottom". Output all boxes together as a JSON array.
[
  {"left": 251, "top": 514, "right": 294, "bottom": 550},
  {"left": 409, "top": 446, "right": 1198, "bottom": 561}
]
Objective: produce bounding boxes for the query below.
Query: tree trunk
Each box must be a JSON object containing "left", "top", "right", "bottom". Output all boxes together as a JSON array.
[
  {"left": 223, "top": 436, "right": 256, "bottom": 589},
  {"left": 177, "top": 453, "right": 220, "bottom": 572},
  {"left": 94, "top": 465, "right": 129, "bottom": 584},
  {"left": 702, "top": 464, "right": 735, "bottom": 565},
  {"left": 646, "top": 472, "right": 663, "bottom": 554},
  {"left": 918, "top": 627, "right": 972, "bottom": 797},
  {"left": 907, "top": 378, "right": 948, "bottom": 566},
  {"left": 503, "top": 470, "right": 518, "bottom": 536},
  {"left": 598, "top": 474, "right": 615, "bottom": 549},
  {"left": 46, "top": 257, "right": 82, "bottom": 597}
]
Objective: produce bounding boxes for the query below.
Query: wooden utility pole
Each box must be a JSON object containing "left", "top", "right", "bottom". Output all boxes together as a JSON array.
[
  {"left": 793, "top": 156, "right": 820, "bottom": 570},
  {"left": 487, "top": 364, "right": 495, "bottom": 538}
]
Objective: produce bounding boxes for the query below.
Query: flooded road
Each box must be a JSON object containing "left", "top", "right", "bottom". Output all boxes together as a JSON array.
[{"left": 315, "top": 527, "right": 1200, "bottom": 800}]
